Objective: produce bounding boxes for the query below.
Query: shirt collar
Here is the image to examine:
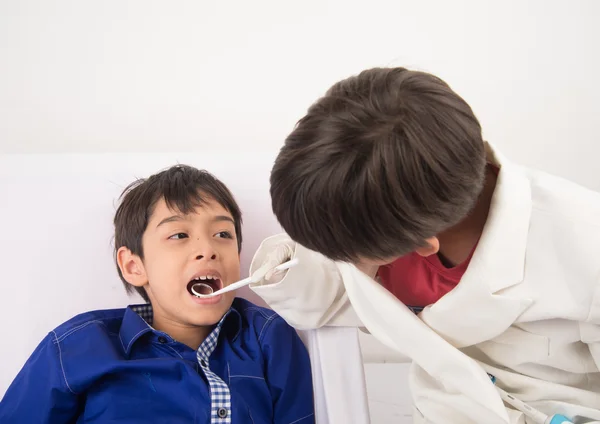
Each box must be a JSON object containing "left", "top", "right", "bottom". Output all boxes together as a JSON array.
[{"left": 119, "top": 302, "right": 242, "bottom": 355}]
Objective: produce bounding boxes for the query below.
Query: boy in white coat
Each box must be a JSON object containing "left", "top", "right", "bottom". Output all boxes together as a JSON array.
[{"left": 249, "top": 67, "right": 600, "bottom": 423}]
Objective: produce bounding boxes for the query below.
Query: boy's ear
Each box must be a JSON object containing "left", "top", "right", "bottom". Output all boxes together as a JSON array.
[
  {"left": 415, "top": 237, "right": 440, "bottom": 257},
  {"left": 116, "top": 247, "right": 148, "bottom": 287}
]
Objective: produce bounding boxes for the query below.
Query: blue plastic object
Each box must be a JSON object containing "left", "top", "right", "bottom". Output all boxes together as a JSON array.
[
  {"left": 548, "top": 414, "right": 573, "bottom": 424},
  {"left": 488, "top": 373, "right": 573, "bottom": 424}
]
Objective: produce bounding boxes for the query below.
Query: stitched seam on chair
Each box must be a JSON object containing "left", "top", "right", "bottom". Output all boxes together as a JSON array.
[{"left": 51, "top": 330, "right": 77, "bottom": 394}]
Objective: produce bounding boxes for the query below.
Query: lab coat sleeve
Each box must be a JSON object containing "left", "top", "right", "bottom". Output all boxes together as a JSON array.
[
  {"left": 582, "top": 273, "right": 600, "bottom": 372},
  {"left": 410, "top": 364, "right": 519, "bottom": 424},
  {"left": 249, "top": 233, "right": 363, "bottom": 329},
  {"left": 0, "top": 333, "right": 81, "bottom": 423},
  {"left": 588, "top": 336, "right": 600, "bottom": 375}
]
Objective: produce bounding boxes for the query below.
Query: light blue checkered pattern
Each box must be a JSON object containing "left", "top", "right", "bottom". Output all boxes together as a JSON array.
[
  {"left": 197, "top": 313, "right": 232, "bottom": 424},
  {"left": 132, "top": 305, "right": 232, "bottom": 423},
  {"left": 132, "top": 304, "right": 154, "bottom": 323}
]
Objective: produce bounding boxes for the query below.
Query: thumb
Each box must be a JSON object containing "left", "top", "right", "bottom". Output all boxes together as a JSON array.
[
  {"left": 264, "top": 268, "right": 280, "bottom": 281},
  {"left": 251, "top": 259, "right": 279, "bottom": 283}
]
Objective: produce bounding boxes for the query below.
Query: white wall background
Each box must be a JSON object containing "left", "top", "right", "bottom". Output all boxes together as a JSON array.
[
  {"left": 0, "top": 0, "right": 599, "bottom": 194},
  {"left": 1, "top": 1, "right": 599, "bottom": 423}
]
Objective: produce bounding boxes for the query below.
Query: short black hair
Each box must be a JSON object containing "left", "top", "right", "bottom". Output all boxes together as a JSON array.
[{"left": 271, "top": 67, "right": 486, "bottom": 262}]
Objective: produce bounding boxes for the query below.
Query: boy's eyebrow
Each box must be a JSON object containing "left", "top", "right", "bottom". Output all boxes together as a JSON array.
[
  {"left": 156, "top": 214, "right": 235, "bottom": 228},
  {"left": 156, "top": 215, "right": 185, "bottom": 228},
  {"left": 213, "top": 215, "right": 235, "bottom": 225}
]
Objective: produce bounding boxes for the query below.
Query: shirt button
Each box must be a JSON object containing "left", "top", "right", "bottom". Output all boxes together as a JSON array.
[
  {"left": 217, "top": 408, "right": 228, "bottom": 418},
  {"left": 157, "top": 336, "right": 167, "bottom": 344},
  {"left": 200, "top": 359, "right": 207, "bottom": 367}
]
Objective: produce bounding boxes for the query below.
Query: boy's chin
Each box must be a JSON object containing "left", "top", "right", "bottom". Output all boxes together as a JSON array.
[
  {"left": 187, "top": 301, "right": 234, "bottom": 326},
  {"left": 189, "top": 318, "right": 221, "bottom": 327}
]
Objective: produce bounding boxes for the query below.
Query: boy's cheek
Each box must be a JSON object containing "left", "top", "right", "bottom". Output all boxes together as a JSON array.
[
  {"left": 224, "top": 291, "right": 236, "bottom": 306},
  {"left": 225, "top": 261, "right": 241, "bottom": 284}
]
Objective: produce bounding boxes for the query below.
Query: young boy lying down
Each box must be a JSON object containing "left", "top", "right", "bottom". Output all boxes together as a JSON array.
[{"left": 0, "top": 164, "right": 315, "bottom": 424}]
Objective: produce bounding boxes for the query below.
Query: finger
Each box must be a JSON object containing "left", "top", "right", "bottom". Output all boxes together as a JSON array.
[
  {"left": 265, "top": 269, "right": 286, "bottom": 283},
  {"left": 251, "top": 262, "right": 273, "bottom": 281}
]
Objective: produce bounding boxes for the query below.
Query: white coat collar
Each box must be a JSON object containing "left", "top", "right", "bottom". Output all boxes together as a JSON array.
[
  {"left": 337, "top": 261, "right": 510, "bottom": 423},
  {"left": 419, "top": 142, "right": 534, "bottom": 347}
]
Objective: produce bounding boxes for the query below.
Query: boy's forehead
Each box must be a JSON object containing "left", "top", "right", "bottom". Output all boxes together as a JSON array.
[{"left": 149, "top": 197, "right": 232, "bottom": 223}]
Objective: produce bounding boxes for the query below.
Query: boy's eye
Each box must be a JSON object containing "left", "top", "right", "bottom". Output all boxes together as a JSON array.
[
  {"left": 215, "top": 231, "right": 233, "bottom": 239},
  {"left": 169, "top": 233, "right": 188, "bottom": 240}
]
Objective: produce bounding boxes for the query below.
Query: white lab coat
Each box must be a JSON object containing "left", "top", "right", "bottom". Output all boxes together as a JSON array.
[{"left": 249, "top": 143, "right": 600, "bottom": 424}]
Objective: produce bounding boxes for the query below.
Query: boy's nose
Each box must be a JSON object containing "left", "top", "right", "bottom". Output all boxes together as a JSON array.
[
  {"left": 194, "top": 239, "right": 218, "bottom": 261},
  {"left": 196, "top": 253, "right": 217, "bottom": 260}
]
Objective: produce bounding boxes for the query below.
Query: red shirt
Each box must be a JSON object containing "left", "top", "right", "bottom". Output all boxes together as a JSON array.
[
  {"left": 377, "top": 245, "right": 476, "bottom": 310},
  {"left": 377, "top": 164, "right": 498, "bottom": 310}
]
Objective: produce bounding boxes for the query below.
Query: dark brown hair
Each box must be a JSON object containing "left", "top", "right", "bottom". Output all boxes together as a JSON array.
[
  {"left": 271, "top": 67, "right": 486, "bottom": 262},
  {"left": 114, "top": 165, "right": 243, "bottom": 302}
]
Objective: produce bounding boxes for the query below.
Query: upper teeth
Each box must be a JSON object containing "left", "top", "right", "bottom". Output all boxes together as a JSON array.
[{"left": 194, "top": 275, "right": 218, "bottom": 280}]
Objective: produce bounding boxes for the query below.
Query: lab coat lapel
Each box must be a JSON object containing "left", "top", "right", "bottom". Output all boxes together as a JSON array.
[
  {"left": 338, "top": 262, "right": 510, "bottom": 423},
  {"left": 420, "top": 144, "right": 534, "bottom": 348}
]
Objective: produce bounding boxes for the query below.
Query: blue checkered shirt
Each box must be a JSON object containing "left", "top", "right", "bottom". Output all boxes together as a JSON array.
[
  {"left": 133, "top": 304, "right": 232, "bottom": 424},
  {"left": 0, "top": 298, "right": 315, "bottom": 423}
]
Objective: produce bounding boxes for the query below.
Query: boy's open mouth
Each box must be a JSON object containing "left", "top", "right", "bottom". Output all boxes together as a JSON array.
[{"left": 187, "top": 277, "right": 222, "bottom": 297}]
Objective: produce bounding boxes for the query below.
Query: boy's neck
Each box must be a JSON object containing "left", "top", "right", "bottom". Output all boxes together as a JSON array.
[
  {"left": 152, "top": 312, "right": 213, "bottom": 351},
  {"left": 436, "top": 166, "right": 498, "bottom": 268}
]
